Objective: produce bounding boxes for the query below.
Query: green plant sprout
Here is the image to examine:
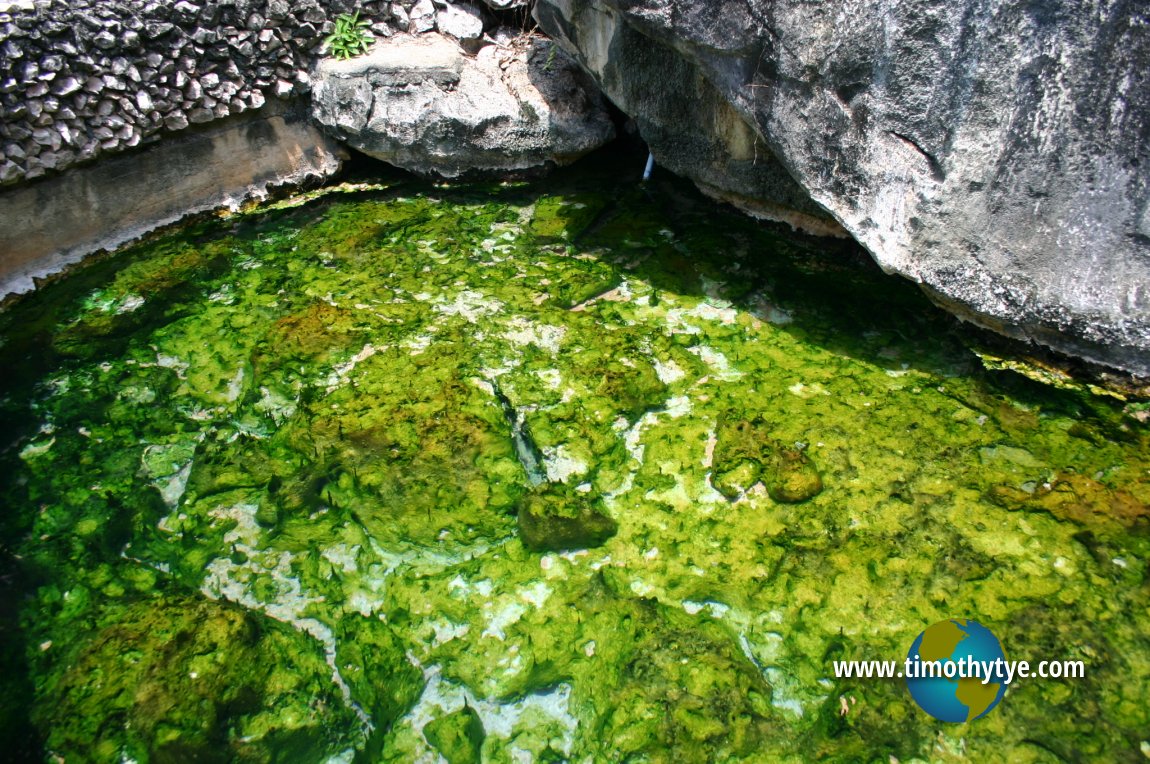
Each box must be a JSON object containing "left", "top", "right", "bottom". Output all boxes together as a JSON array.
[{"left": 324, "top": 12, "right": 374, "bottom": 60}]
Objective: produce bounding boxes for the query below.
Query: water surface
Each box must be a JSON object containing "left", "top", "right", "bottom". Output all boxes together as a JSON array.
[{"left": 1, "top": 163, "right": 1147, "bottom": 762}]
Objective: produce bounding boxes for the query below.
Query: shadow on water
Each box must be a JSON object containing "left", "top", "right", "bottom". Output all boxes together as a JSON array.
[
  {"left": 407, "top": 143, "right": 1126, "bottom": 427},
  {"left": 2, "top": 136, "right": 1113, "bottom": 425},
  {"left": 412, "top": 147, "right": 964, "bottom": 372},
  {"left": 0, "top": 544, "right": 42, "bottom": 761}
]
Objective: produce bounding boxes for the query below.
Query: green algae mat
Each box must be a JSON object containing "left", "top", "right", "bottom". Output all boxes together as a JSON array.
[{"left": 1, "top": 163, "right": 1148, "bottom": 763}]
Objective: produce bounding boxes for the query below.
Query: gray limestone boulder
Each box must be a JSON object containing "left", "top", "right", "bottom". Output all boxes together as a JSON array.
[
  {"left": 534, "top": 0, "right": 1150, "bottom": 377},
  {"left": 310, "top": 33, "right": 615, "bottom": 178},
  {"left": 435, "top": 3, "right": 485, "bottom": 40},
  {"left": 408, "top": 0, "right": 438, "bottom": 34}
]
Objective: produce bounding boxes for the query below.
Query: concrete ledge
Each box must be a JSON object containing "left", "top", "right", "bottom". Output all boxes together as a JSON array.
[{"left": 0, "top": 102, "right": 346, "bottom": 298}]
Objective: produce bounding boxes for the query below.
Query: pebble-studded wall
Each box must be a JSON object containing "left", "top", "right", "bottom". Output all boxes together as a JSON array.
[{"left": 0, "top": 0, "right": 495, "bottom": 186}]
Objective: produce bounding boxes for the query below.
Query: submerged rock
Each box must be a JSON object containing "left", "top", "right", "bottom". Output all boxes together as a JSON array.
[
  {"left": 518, "top": 482, "right": 618, "bottom": 552},
  {"left": 527, "top": 193, "right": 609, "bottom": 243},
  {"left": 589, "top": 590, "right": 781, "bottom": 761},
  {"left": 33, "top": 594, "right": 359, "bottom": 762},
  {"left": 765, "top": 446, "right": 823, "bottom": 504},
  {"left": 535, "top": 0, "right": 1150, "bottom": 376},
  {"left": 712, "top": 417, "right": 823, "bottom": 503},
  {"left": 988, "top": 472, "right": 1150, "bottom": 539},
  {"left": 310, "top": 33, "right": 615, "bottom": 178},
  {"left": 51, "top": 240, "right": 231, "bottom": 360},
  {"left": 265, "top": 300, "right": 361, "bottom": 361},
  {"left": 334, "top": 615, "right": 424, "bottom": 754},
  {"left": 424, "top": 703, "right": 485, "bottom": 764},
  {"left": 712, "top": 458, "right": 761, "bottom": 501}
]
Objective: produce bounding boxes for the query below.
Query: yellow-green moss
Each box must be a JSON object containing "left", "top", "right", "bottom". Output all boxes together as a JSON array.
[{"left": 0, "top": 161, "right": 1147, "bottom": 761}]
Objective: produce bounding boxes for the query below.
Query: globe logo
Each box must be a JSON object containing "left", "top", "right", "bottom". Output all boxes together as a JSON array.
[{"left": 905, "top": 619, "right": 1009, "bottom": 722}]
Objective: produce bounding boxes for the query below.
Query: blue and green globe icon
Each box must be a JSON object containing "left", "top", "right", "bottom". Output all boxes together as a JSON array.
[{"left": 905, "top": 619, "right": 1009, "bottom": 722}]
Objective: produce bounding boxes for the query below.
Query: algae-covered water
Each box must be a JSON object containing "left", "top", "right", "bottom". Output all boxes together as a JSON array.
[{"left": 1, "top": 161, "right": 1148, "bottom": 763}]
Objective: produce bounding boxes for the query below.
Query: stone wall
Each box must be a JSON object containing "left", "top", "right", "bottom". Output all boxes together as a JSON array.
[{"left": 0, "top": 0, "right": 439, "bottom": 186}]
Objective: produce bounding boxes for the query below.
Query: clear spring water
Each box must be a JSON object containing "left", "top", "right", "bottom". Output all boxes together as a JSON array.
[{"left": 0, "top": 162, "right": 1147, "bottom": 762}]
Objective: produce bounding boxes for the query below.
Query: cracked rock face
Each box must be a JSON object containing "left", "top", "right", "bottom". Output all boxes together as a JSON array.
[
  {"left": 535, "top": 0, "right": 1150, "bottom": 376},
  {"left": 309, "top": 33, "right": 615, "bottom": 178}
]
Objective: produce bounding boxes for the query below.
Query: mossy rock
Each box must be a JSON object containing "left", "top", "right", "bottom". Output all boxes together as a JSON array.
[
  {"left": 712, "top": 416, "right": 770, "bottom": 473},
  {"left": 987, "top": 472, "right": 1150, "bottom": 538},
  {"left": 51, "top": 241, "right": 231, "bottom": 360},
  {"left": 264, "top": 300, "right": 361, "bottom": 362},
  {"left": 517, "top": 483, "right": 618, "bottom": 552},
  {"left": 330, "top": 402, "right": 524, "bottom": 547},
  {"left": 259, "top": 347, "right": 528, "bottom": 549},
  {"left": 111, "top": 240, "right": 232, "bottom": 295},
  {"left": 51, "top": 310, "right": 132, "bottom": 358},
  {"left": 712, "top": 458, "right": 762, "bottom": 500},
  {"left": 528, "top": 194, "right": 607, "bottom": 242},
  {"left": 590, "top": 594, "right": 781, "bottom": 761},
  {"left": 424, "top": 703, "right": 485, "bottom": 764},
  {"left": 263, "top": 466, "right": 331, "bottom": 523},
  {"left": 765, "top": 446, "right": 823, "bottom": 503},
  {"left": 595, "top": 359, "right": 667, "bottom": 421},
  {"left": 184, "top": 436, "right": 275, "bottom": 503},
  {"left": 33, "top": 593, "right": 359, "bottom": 763},
  {"left": 713, "top": 417, "right": 823, "bottom": 503},
  {"left": 285, "top": 197, "right": 429, "bottom": 261},
  {"left": 565, "top": 337, "right": 667, "bottom": 422},
  {"left": 544, "top": 259, "right": 620, "bottom": 309},
  {"left": 334, "top": 615, "right": 423, "bottom": 755}
]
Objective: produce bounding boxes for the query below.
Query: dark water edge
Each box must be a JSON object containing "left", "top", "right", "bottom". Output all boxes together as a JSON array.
[{"left": 0, "top": 146, "right": 1147, "bottom": 761}]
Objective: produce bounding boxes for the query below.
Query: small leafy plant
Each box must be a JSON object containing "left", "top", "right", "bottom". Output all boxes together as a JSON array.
[{"left": 324, "top": 12, "right": 374, "bottom": 60}]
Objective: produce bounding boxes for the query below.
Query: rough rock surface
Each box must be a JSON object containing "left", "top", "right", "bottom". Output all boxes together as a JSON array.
[
  {"left": 310, "top": 33, "right": 615, "bottom": 178},
  {"left": 0, "top": 0, "right": 532, "bottom": 295},
  {"left": 0, "top": 0, "right": 351, "bottom": 185},
  {"left": 436, "top": 2, "right": 485, "bottom": 40},
  {"left": 535, "top": 0, "right": 1150, "bottom": 376}
]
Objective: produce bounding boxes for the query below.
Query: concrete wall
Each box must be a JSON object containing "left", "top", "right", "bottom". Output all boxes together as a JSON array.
[{"left": 0, "top": 101, "right": 345, "bottom": 296}]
